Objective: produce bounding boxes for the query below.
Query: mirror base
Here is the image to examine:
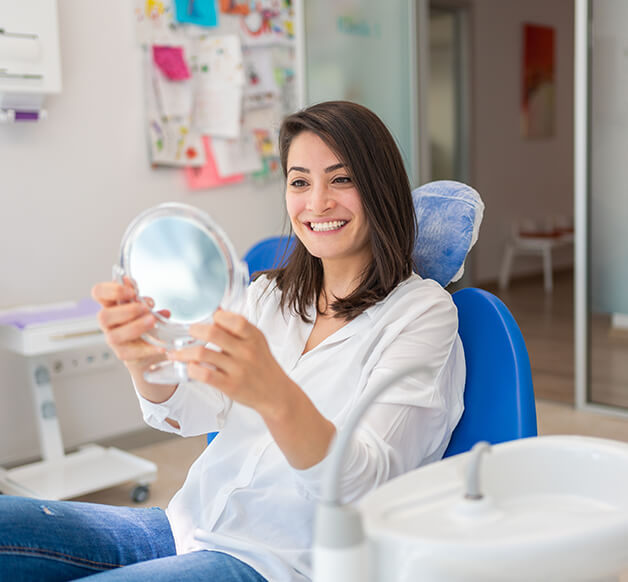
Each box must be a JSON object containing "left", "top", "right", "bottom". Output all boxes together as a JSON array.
[{"left": 144, "top": 360, "right": 189, "bottom": 385}]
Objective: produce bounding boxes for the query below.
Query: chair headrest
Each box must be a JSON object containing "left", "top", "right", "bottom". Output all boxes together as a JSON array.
[{"left": 412, "top": 180, "right": 484, "bottom": 287}]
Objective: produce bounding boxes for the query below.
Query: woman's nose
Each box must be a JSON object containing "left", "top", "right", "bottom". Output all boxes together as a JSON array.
[{"left": 307, "top": 184, "right": 335, "bottom": 214}]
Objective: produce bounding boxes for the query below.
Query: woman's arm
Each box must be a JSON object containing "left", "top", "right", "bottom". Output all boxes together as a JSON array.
[{"left": 170, "top": 309, "right": 336, "bottom": 469}]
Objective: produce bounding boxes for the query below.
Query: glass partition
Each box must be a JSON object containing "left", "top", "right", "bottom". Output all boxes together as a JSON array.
[
  {"left": 578, "top": 0, "right": 628, "bottom": 410},
  {"left": 303, "top": 0, "right": 421, "bottom": 184}
]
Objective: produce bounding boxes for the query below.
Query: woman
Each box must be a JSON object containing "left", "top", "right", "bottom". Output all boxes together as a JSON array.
[{"left": 0, "top": 101, "right": 465, "bottom": 581}]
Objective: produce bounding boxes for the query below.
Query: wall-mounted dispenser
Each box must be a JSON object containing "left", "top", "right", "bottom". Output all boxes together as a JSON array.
[{"left": 0, "top": 0, "right": 62, "bottom": 122}]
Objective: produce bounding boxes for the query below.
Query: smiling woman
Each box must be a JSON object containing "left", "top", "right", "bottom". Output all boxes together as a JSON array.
[
  {"left": 0, "top": 101, "right": 465, "bottom": 582},
  {"left": 273, "top": 100, "right": 417, "bottom": 323}
]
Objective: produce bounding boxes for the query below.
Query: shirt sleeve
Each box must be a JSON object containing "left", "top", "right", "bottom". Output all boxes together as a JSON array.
[
  {"left": 135, "top": 380, "right": 233, "bottom": 437},
  {"left": 293, "top": 285, "right": 465, "bottom": 503}
]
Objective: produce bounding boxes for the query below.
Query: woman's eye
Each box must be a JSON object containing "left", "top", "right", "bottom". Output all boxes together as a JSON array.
[
  {"left": 290, "top": 179, "right": 308, "bottom": 188},
  {"left": 333, "top": 176, "right": 352, "bottom": 184}
]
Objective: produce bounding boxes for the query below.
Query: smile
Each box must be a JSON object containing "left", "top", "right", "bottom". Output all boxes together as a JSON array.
[{"left": 308, "top": 220, "right": 348, "bottom": 232}]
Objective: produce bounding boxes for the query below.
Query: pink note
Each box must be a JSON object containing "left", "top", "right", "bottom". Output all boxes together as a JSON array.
[
  {"left": 185, "top": 136, "right": 244, "bottom": 190},
  {"left": 153, "top": 45, "right": 191, "bottom": 80}
]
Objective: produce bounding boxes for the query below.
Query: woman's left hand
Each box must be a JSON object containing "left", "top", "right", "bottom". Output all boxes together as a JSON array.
[{"left": 167, "top": 310, "right": 292, "bottom": 421}]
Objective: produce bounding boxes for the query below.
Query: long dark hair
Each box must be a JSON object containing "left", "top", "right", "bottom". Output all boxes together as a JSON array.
[{"left": 267, "top": 101, "right": 416, "bottom": 322}]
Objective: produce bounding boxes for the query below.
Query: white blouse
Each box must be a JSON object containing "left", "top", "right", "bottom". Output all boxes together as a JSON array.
[{"left": 136, "top": 273, "right": 465, "bottom": 582}]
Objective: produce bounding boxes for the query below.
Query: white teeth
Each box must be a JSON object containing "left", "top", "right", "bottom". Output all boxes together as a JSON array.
[{"left": 310, "top": 220, "right": 347, "bottom": 232}]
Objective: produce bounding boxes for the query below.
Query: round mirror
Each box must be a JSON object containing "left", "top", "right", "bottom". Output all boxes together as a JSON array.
[{"left": 115, "top": 202, "right": 249, "bottom": 383}]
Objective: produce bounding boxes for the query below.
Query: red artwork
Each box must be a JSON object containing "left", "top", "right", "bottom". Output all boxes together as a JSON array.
[{"left": 521, "top": 24, "right": 555, "bottom": 138}]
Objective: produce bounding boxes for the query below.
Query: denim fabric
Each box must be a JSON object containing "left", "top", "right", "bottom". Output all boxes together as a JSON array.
[{"left": 0, "top": 495, "right": 267, "bottom": 582}]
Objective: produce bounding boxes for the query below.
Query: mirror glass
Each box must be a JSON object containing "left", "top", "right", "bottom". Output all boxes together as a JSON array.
[
  {"left": 115, "top": 202, "right": 248, "bottom": 384},
  {"left": 128, "top": 216, "right": 227, "bottom": 325}
]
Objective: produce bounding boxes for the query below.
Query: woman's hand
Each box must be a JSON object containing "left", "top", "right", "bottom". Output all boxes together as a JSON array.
[
  {"left": 168, "top": 309, "right": 336, "bottom": 468},
  {"left": 92, "top": 278, "right": 178, "bottom": 409},
  {"left": 168, "top": 310, "right": 291, "bottom": 421},
  {"left": 91, "top": 278, "right": 164, "bottom": 370}
]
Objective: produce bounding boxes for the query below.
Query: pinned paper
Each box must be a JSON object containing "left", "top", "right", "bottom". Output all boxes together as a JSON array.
[
  {"left": 153, "top": 46, "right": 191, "bottom": 80},
  {"left": 243, "top": 46, "right": 280, "bottom": 110},
  {"left": 211, "top": 133, "right": 263, "bottom": 176},
  {"left": 185, "top": 136, "right": 244, "bottom": 190},
  {"left": 173, "top": 0, "right": 219, "bottom": 27},
  {"left": 193, "top": 35, "right": 245, "bottom": 138},
  {"left": 219, "top": 0, "right": 250, "bottom": 15},
  {"left": 145, "top": 50, "right": 205, "bottom": 167},
  {"left": 134, "top": 0, "right": 178, "bottom": 44},
  {"left": 195, "top": 34, "right": 245, "bottom": 85},
  {"left": 194, "top": 85, "right": 243, "bottom": 138}
]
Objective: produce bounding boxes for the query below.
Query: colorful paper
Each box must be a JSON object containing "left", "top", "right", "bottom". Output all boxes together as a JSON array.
[
  {"left": 219, "top": 0, "right": 250, "bottom": 15},
  {"left": 173, "top": 0, "right": 219, "bottom": 27},
  {"left": 145, "top": 50, "right": 205, "bottom": 167},
  {"left": 153, "top": 46, "right": 191, "bottom": 80},
  {"left": 185, "top": 136, "right": 244, "bottom": 190},
  {"left": 134, "top": 0, "right": 178, "bottom": 44}
]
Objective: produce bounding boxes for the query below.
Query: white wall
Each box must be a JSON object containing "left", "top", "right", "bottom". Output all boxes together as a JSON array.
[
  {"left": 469, "top": 0, "right": 574, "bottom": 283},
  {"left": 0, "top": 1, "right": 286, "bottom": 465}
]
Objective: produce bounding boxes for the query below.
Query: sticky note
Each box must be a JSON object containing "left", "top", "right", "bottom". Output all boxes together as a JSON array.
[
  {"left": 153, "top": 46, "right": 191, "bottom": 80},
  {"left": 185, "top": 136, "right": 244, "bottom": 190},
  {"left": 174, "top": 0, "right": 219, "bottom": 27}
]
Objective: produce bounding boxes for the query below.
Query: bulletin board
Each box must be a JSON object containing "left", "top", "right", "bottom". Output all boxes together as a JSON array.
[{"left": 133, "top": 0, "right": 297, "bottom": 190}]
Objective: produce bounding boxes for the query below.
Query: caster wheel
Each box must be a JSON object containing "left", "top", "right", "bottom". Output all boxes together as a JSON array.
[{"left": 131, "top": 484, "right": 150, "bottom": 503}]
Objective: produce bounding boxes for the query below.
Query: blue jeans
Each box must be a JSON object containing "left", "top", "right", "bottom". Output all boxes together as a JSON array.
[{"left": 0, "top": 495, "right": 268, "bottom": 581}]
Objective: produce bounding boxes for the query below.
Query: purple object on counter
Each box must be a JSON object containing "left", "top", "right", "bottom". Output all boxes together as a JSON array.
[
  {"left": 14, "top": 110, "right": 39, "bottom": 121},
  {"left": 0, "top": 298, "right": 101, "bottom": 329}
]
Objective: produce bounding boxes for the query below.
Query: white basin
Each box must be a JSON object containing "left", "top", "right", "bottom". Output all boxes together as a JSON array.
[{"left": 359, "top": 435, "right": 628, "bottom": 582}]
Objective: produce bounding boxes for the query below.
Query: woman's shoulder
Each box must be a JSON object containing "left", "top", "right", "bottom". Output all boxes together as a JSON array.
[
  {"left": 368, "top": 274, "right": 457, "bottom": 325},
  {"left": 388, "top": 273, "right": 454, "bottom": 306}
]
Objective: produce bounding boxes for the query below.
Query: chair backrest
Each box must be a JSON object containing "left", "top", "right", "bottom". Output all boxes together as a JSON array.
[
  {"left": 243, "top": 235, "right": 295, "bottom": 279},
  {"left": 442, "top": 287, "right": 537, "bottom": 458}
]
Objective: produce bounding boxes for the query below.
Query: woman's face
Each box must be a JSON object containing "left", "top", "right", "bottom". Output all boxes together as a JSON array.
[{"left": 285, "top": 131, "right": 372, "bottom": 271}]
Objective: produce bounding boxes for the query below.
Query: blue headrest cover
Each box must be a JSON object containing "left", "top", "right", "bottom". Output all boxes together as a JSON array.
[{"left": 412, "top": 180, "right": 484, "bottom": 287}]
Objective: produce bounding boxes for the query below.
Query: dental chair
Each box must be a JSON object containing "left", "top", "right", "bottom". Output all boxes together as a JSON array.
[
  {"left": 412, "top": 180, "right": 537, "bottom": 455},
  {"left": 209, "top": 180, "right": 538, "bottom": 453},
  {"left": 243, "top": 235, "right": 295, "bottom": 281}
]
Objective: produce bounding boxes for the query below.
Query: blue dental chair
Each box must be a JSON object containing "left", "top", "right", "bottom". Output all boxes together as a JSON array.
[
  {"left": 209, "top": 181, "right": 538, "bottom": 454},
  {"left": 243, "top": 235, "right": 295, "bottom": 281}
]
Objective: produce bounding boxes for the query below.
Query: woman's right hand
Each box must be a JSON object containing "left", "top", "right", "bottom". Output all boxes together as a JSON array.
[{"left": 91, "top": 278, "right": 165, "bottom": 372}]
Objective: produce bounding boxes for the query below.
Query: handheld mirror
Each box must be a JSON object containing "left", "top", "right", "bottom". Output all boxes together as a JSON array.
[{"left": 114, "top": 202, "right": 249, "bottom": 384}]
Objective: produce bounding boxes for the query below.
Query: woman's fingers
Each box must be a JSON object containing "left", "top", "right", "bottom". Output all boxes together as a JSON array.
[
  {"left": 206, "top": 310, "right": 252, "bottom": 339},
  {"left": 116, "top": 340, "right": 165, "bottom": 363},
  {"left": 105, "top": 312, "right": 156, "bottom": 346},
  {"left": 98, "top": 301, "right": 150, "bottom": 329},
  {"left": 169, "top": 344, "right": 234, "bottom": 374},
  {"left": 188, "top": 321, "right": 241, "bottom": 354},
  {"left": 92, "top": 280, "right": 136, "bottom": 307}
]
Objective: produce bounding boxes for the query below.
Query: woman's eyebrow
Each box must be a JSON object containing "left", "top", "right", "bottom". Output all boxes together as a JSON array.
[
  {"left": 324, "top": 163, "right": 345, "bottom": 173},
  {"left": 287, "top": 163, "right": 346, "bottom": 174},
  {"left": 287, "top": 166, "right": 309, "bottom": 174}
]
